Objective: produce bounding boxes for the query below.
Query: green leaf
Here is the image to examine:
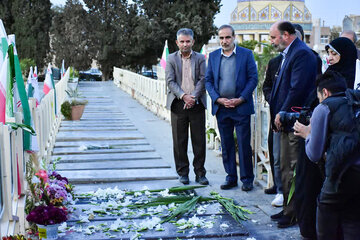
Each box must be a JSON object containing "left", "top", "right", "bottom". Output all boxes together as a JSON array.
[
  {"left": 6, "top": 122, "right": 36, "bottom": 135},
  {"left": 287, "top": 170, "right": 296, "bottom": 205},
  {"left": 160, "top": 196, "right": 201, "bottom": 223},
  {"left": 210, "top": 191, "right": 252, "bottom": 223}
]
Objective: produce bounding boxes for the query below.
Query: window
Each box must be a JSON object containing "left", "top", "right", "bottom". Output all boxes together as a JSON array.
[{"left": 320, "top": 35, "right": 329, "bottom": 44}]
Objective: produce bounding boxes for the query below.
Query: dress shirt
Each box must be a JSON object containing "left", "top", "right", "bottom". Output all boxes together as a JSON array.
[{"left": 180, "top": 51, "right": 194, "bottom": 97}]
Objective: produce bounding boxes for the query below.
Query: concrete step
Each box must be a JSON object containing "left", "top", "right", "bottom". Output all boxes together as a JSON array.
[
  {"left": 56, "top": 131, "right": 144, "bottom": 141},
  {"left": 56, "top": 159, "right": 170, "bottom": 171},
  {"left": 60, "top": 119, "right": 132, "bottom": 126},
  {"left": 58, "top": 168, "right": 178, "bottom": 183},
  {"left": 53, "top": 144, "right": 154, "bottom": 155},
  {"left": 59, "top": 125, "right": 137, "bottom": 131},
  {"left": 54, "top": 139, "right": 149, "bottom": 148},
  {"left": 81, "top": 113, "right": 126, "bottom": 119},
  {"left": 52, "top": 152, "right": 161, "bottom": 163}
]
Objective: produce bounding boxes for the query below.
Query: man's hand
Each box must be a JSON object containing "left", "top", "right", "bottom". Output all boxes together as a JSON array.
[
  {"left": 227, "top": 98, "right": 244, "bottom": 108},
  {"left": 216, "top": 97, "right": 229, "bottom": 106},
  {"left": 274, "top": 113, "right": 282, "bottom": 131},
  {"left": 217, "top": 98, "right": 244, "bottom": 108},
  {"left": 183, "top": 94, "right": 196, "bottom": 109},
  {"left": 294, "top": 120, "right": 311, "bottom": 139}
]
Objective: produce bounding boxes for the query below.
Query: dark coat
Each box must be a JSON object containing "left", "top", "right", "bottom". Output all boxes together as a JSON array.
[{"left": 270, "top": 38, "right": 317, "bottom": 130}]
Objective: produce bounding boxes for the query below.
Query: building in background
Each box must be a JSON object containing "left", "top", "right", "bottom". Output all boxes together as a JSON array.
[
  {"left": 343, "top": 15, "right": 360, "bottom": 41},
  {"left": 230, "top": 0, "right": 313, "bottom": 46},
  {"left": 310, "top": 18, "right": 331, "bottom": 56}
]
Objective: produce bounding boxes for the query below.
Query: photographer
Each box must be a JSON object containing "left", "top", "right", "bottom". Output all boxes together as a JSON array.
[{"left": 294, "top": 71, "right": 360, "bottom": 240}]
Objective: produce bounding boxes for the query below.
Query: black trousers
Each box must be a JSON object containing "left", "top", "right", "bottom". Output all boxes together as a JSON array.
[
  {"left": 170, "top": 99, "right": 206, "bottom": 177},
  {"left": 295, "top": 139, "right": 323, "bottom": 239},
  {"left": 317, "top": 167, "right": 360, "bottom": 240}
]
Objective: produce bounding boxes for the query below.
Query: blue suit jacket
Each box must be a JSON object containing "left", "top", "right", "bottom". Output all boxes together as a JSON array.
[
  {"left": 205, "top": 46, "right": 258, "bottom": 116},
  {"left": 270, "top": 38, "right": 317, "bottom": 127}
]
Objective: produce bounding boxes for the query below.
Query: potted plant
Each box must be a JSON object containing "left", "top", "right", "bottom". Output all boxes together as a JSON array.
[{"left": 60, "top": 87, "right": 88, "bottom": 120}]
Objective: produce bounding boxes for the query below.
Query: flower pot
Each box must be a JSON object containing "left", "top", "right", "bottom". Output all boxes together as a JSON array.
[
  {"left": 37, "top": 224, "right": 59, "bottom": 239},
  {"left": 71, "top": 104, "right": 85, "bottom": 120}
]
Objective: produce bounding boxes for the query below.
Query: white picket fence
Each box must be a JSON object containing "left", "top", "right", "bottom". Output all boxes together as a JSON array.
[
  {"left": 113, "top": 67, "right": 272, "bottom": 188},
  {"left": 0, "top": 69, "right": 69, "bottom": 237}
]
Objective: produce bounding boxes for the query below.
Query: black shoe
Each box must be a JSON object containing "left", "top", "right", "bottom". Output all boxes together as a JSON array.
[
  {"left": 270, "top": 210, "right": 284, "bottom": 221},
  {"left": 179, "top": 175, "right": 189, "bottom": 185},
  {"left": 277, "top": 215, "right": 297, "bottom": 228},
  {"left": 220, "top": 181, "right": 238, "bottom": 190},
  {"left": 264, "top": 186, "right": 277, "bottom": 194},
  {"left": 241, "top": 182, "right": 253, "bottom": 191},
  {"left": 195, "top": 176, "right": 209, "bottom": 185}
]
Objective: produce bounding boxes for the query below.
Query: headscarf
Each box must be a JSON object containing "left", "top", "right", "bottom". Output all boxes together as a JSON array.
[{"left": 325, "top": 37, "right": 358, "bottom": 88}]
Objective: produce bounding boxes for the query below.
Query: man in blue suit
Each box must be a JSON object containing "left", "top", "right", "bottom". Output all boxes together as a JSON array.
[
  {"left": 205, "top": 25, "right": 258, "bottom": 191},
  {"left": 268, "top": 21, "right": 317, "bottom": 228}
]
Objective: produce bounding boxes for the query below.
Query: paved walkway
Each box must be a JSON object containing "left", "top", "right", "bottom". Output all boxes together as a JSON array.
[{"left": 53, "top": 81, "right": 302, "bottom": 240}]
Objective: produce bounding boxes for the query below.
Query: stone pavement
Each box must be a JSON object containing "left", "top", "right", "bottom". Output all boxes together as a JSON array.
[{"left": 53, "top": 81, "right": 302, "bottom": 240}]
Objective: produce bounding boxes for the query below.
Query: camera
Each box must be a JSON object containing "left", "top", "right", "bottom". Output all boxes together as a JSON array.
[{"left": 279, "top": 107, "right": 312, "bottom": 128}]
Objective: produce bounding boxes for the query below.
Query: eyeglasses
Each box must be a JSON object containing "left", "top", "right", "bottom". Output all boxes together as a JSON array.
[{"left": 219, "top": 36, "right": 232, "bottom": 40}]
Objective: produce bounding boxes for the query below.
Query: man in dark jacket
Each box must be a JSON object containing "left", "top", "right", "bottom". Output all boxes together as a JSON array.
[{"left": 269, "top": 21, "right": 317, "bottom": 228}]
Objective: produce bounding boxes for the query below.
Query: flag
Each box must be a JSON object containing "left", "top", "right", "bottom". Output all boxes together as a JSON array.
[
  {"left": 43, "top": 63, "right": 53, "bottom": 95},
  {"left": 200, "top": 44, "right": 207, "bottom": 59},
  {"left": 26, "top": 67, "right": 39, "bottom": 152},
  {"left": 27, "top": 66, "right": 40, "bottom": 106},
  {"left": 0, "top": 20, "right": 8, "bottom": 65},
  {"left": 0, "top": 19, "right": 8, "bottom": 123},
  {"left": 43, "top": 63, "right": 57, "bottom": 115},
  {"left": 8, "top": 34, "right": 32, "bottom": 150},
  {"left": 6, "top": 35, "right": 16, "bottom": 119},
  {"left": 0, "top": 52, "right": 9, "bottom": 124},
  {"left": 355, "top": 59, "right": 360, "bottom": 90},
  {"left": 321, "top": 56, "right": 329, "bottom": 74},
  {"left": 61, "top": 59, "right": 65, "bottom": 78},
  {"left": 160, "top": 40, "right": 169, "bottom": 70}
]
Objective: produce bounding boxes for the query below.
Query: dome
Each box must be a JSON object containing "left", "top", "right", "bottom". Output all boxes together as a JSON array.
[
  {"left": 229, "top": 0, "right": 313, "bottom": 47},
  {"left": 231, "top": 0, "right": 312, "bottom": 26}
]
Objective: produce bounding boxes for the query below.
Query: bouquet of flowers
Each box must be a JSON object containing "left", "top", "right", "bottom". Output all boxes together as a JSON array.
[
  {"left": 25, "top": 158, "right": 75, "bottom": 228},
  {"left": 26, "top": 205, "right": 67, "bottom": 225},
  {"left": 2, "top": 235, "right": 31, "bottom": 240}
]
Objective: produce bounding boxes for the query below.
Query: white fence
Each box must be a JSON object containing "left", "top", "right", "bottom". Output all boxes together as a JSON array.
[
  {"left": 0, "top": 69, "right": 69, "bottom": 237},
  {"left": 113, "top": 67, "right": 272, "bottom": 188}
]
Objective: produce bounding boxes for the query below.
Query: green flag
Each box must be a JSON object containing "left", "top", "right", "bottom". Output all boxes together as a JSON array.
[{"left": 8, "top": 35, "right": 32, "bottom": 150}]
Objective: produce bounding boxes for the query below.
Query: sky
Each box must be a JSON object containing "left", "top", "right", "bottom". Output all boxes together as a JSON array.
[{"left": 51, "top": 0, "right": 360, "bottom": 28}]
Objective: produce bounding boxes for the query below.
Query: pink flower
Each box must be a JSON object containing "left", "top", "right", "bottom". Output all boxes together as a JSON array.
[{"left": 35, "top": 170, "right": 48, "bottom": 183}]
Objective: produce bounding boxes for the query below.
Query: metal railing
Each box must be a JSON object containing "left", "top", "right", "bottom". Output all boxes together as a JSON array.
[
  {"left": 0, "top": 69, "right": 69, "bottom": 237},
  {"left": 113, "top": 67, "right": 273, "bottom": 188}
]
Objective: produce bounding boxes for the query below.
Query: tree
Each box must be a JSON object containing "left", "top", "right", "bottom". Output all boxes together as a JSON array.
[
  {"left": 7, "top": 0, "right": 52, "bottom": 67},
  {"left": 133, "top": 0, "right": 221, "bottom": 68},
  {"left": 50, "top": 0, "right": 92, "bottom": 71},
  {"left": 254, "top": 43, "right": 276, "bottom": 93},
  {"left": 0, "top": 0, "right": 15, "bottom": 31},
  {"left": 330, "top": 26, "right": 342, "bottom": 41},
  {"left": 238, "top": 40, "right": 276, "bottom": 94},
  {"left": 83, "top": 0, "right": 136, "bottom": 80}
]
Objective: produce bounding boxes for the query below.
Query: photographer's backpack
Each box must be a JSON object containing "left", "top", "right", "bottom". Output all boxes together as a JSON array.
[{"left": 345, "top": 89, "right": 360, "bottom": 134}]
